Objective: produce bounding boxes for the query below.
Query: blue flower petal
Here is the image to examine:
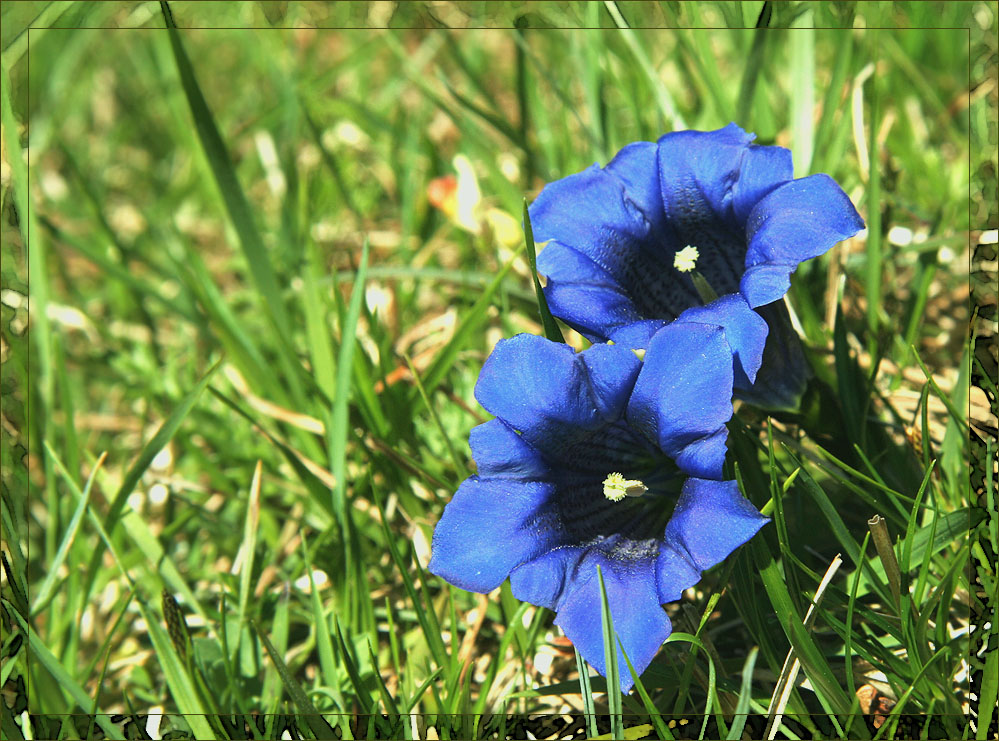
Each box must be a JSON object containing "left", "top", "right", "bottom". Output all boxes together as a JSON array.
[
  {"left": 654, "top": 542, "right": 702, "bottom": 603},
  {"left": 475, "top": 335, "right": 597, "bottom": 447},
  {"left": 674, "top": 293, "right": 769, "bottom": 389},
  {"left": 741, "top": 174, "right": 865, "bottom": 307},
  {"left": 532, "top": 152, "right": 701, "bottom": 338},
  {"left": 538, "top": 260, "right": 641, "bottom": 342},
  {"left": 663, "top": 477, "right": 769, "bottom": 573},
  {"left": 607, "top": 319, "right": 669, "bottom": 350},
  {"left": 429, "top": 477, "right": 559, "bottom": 593},
  {"left": 737, "top": 301, "right": 810, "bottom": 411},
  {"left": 671, "top": 429, "right": 730, "bottom": 483},
  {"left": 657, "top": 123, "right": 754, "bottom": 227},
  {"left": 474, "top": 335, "right": 641, "bottom": 456},
  {"left": 605, "top": 141, "right": 669, "bottom": 238},
  {"left": 468, "top": 419, "right": 547, "bottom": 480},
  {"left": 580, "top": 342, "right": 644, "bottom": 421},
  {"left": 627, "top": 322, "right": 734, "bottom": 479},
  {"left": 656, "top": 123, "right": 793, "bottom": 229},
  {"left": 513, "top": 543, "right": 672, "bottom": 692},
  {"left": 537, "top": 238, "right": 620, "bottom": 285},
  {"left": 730, "top": 142, "right": 794, "bottom": 225},
  {"left": 654, "top": 124, "right": 793, "bottom": 298},
  {"left": 531, "top": 164, "right": 654, "bottom": 290},
  {"left": 509, "top": 545, "right": 583, "bottom": 610},
  {"left": 552, "top": 546, "right": 672, "bottom": 693}
]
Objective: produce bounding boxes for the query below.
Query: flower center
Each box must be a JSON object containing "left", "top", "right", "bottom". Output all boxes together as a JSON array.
[
  {"left": 674, "top": 245, "right": 718, "bottom": 304},
  {"left": 602, "top": 472, "right": 648, "bottom": 502},
  {"left": 673, "top": 245, "right": 700, "bottom": 272}
]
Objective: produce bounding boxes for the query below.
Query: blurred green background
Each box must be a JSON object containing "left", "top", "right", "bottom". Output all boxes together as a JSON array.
[{"left": 2, "top": 2, "right": 996, "bottom": 738}]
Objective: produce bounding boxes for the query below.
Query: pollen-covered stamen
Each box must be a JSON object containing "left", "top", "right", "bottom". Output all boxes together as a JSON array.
[
  {"left": 602, "top": 472, "right": 648, "bottom": 502},
  {"left": 674, "top": 245, "right": 718, "bottom": 305},
  {"left": 673, "top": 245, "right": 700, "bottom": 273}
]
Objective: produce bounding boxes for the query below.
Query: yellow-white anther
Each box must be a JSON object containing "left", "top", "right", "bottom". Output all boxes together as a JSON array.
[
  {"left": 673, "top": 245, "right": 700, "bottom": 273},
  {"left": 602, "top": 472, "right": 648, "bottom": 502}
]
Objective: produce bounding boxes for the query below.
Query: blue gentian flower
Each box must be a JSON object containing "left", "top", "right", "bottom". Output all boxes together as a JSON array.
[
  {"left": 429, "top": 322, "right": 769, "bottom": 691},
  {"left": 529, "top": 123, "right": 864, "bottom": 410}
]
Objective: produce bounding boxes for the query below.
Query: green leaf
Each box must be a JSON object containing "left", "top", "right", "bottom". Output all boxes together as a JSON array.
[
  {"left": 160, "top": 1, "right": 305, "bottom": 397},
  {"left": 30, "top": 449, "right": 100, "bottom": 615},
  {"left": 619, "top": 642, "right": 674, "bottom": 740},
  {"left": 596, "top": 565, "right": 623, "bottom": 741},
  {"left": 8, "top": 605, "right": 125, "bottom": 739},
  {"left": 142, "top": 598, "right": 219, "bottom": 740},
  {"left": 575, "top": 645, "right": 598, "bottom": 738},
  {"left": 253, "top": 617, "right": 338, "bottom": 740},
  {"left": 727, "top": 646, "right": 759, "bottom": 740},
  {"left": 420, "top": 245, "right": 525, "bottom": 396},
  {"left": 602, "top": 1, "right": 686, "bottom": 129},
  {"left": 789, "top": 10, "right": 815, "bottom": 175},
  {"left": 104, "top": 356, "right": 222, "bottom": 531},
  {"left": 330, "top": 238, "right": 370, "bottom": 520},
  {"left": 977, "top": 642, "right": 999, "bottom": 740},
  {"left": 522, "top": 199, "right": 564, "bottom": 343}
]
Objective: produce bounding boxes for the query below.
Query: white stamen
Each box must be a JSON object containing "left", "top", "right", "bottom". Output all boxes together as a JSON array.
[
  {"left": 602, "top": 472, "right": 648, "bottom": 502},
  {"left": 674, "top": 245, "right": 700, "bottom": 273}
]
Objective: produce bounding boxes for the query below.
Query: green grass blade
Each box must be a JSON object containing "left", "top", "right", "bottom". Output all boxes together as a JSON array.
[
  {"left": 813, "top": 26, "right": 854, "bottom": 173},
  {"left": 522, "top": 200, "right": 564, "bottom": 343},
  {"left": 160, "top": 2, "right": 302, "bottom": 376},
  {"left": 366, "top": 639, "right": 401, "bottom": 717},
  {"left": 8, "top": 606, "right": 125, "bottom": 740},
  {"left": 235, "top": 461, "right": 262, "bottom": 640},
  {"left": 2, "top": 56, "right": 51, "bottom": 408},
  {"left": 783, "top": 451, "right": 860, "bottom": 565},
  {"left": 751, "top": 538, "right": 854, "bottom": 720},
  {"left": 899, "top": 463, "right": 935, "bottom": 580},
  {"left": 471, "top": 601, "right": 532, "bottom": 717},
  {"left": 45, "top": 442, "right": 205, "bottom": 623},
  {"left": 665, "top": 632, "right": 721, "bottom": 738},
  {"left": 252, "top": 618, "right": 338, "bottom": 740},
  {"left": 977, "top": 644, "right": 998, "bottom": 740},
  {"left": 30, "top": 450, "right": 102, "bottom": 615},
  {"left": 405, "top": 354, "right": 466, "bottom": 481},
  {"left": 873, "top": 643, "right": 952, "bottom": 741},
  {"left": 300, "top": 538, "right": 350, "bottom": 736},
  {"left": 330, "top": 238, "right": 369, "bottom": 520},
  {"left": 726, "top": 646, "right": 758, "bottom": 741},
  {"left": 939, "top": 342, "right": 970, "bottom": 489},
  {"left": 142, "top": 597, "right": 219, "bottom": 740},
  {"left": 735, "top": 9, "right": 772, "bottom": 125},
  {"left": 864, "top": 28, "right": 882, "bottom": 338},
  {"left": 420, "top": 245, "right": 524, "bottom": 395},
  {"left": 789, "top": 12, "right": 815, "bottom": 175},
  {"left": 73, "top": 358, "right": 220, "bottom": 629},
  {"left": 619, "top": 643, "right": 674, "bottom": 740},
  {"left": 103, "top": 356, "right": 222, "bottom": 531},
  {"left": 373, "top": 490, "right": 449, "bottom": 670},
  {"left": 596, "top": 565, "right": 623, "bottom": 741},
  {"left": 404, "top": 666, "right": 445, "bottom": 714},
  {"left": 575, "top": 646, "right": 598, "bottom": 738},
  {"left": 301, "top": 238, "right": 338, "bottom": 400},
  {"left": 844, "top": 532, "right": 871, "bottom": 702},
  {"left": 333, "top": 619, "right": 374, "bottom": 715},
  {"left": 603, "top": 1, "right": 686, "bottom": 129}
]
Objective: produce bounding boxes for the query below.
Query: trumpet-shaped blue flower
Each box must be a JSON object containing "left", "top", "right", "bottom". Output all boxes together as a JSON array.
[
  {"left": 429, "top": 320, "right": 768, "bottom": 692},
  {"left": 529, "top": 123, "right": 864, "bottom": 409}
]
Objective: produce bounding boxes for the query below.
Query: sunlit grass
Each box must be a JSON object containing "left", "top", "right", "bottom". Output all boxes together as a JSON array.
[{"left": 2, "top": 2, "right": 995, "bottom": 739}]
